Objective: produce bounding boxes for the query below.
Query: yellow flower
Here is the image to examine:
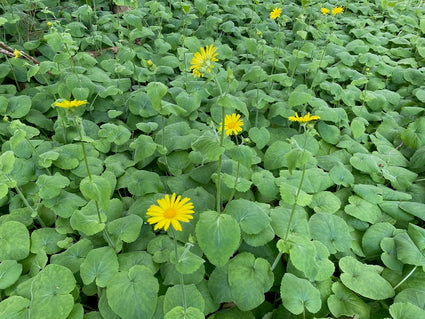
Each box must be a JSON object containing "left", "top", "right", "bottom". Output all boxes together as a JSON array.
[
  {"left": 331, "top": 6, "right": 344, "bottom": 15},
  {"left": 13, "top": 49, "right": 21, "bottom": 59},
  {"left": 146, "top": 193, "right": 194, "bottom": 231},
  {"left": 54, "top": 99, "right": 88, "bottom": 109},
  {"left": 321, "top": 8, "right": 330, "bottom": 15},
  {"left": 47, "top": 21, "right": 52, "bottom": 27},
  {"left": 270, "top": 8, "right": 282, "bottom": 20},
  {"left": 190, "top": 44, "right": 219, "bottom": 78},
  {"left": 221, "top": 113, "right": 243, "bottom": 136},
  {"left": 288, "top": 112, "right": 320, "bottom": 123}
]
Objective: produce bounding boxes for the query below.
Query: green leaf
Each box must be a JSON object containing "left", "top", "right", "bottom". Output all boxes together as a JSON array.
[
  {"left": 394, "top": 232, "right": 425, "bottom": 266},
  {"left": 44, "top": 190, "right": 86, "bottom": 218},
  {"left": 106, "top": 265, "right": 159, "bottom": 319},
  {"left": 264, "top": 141, "right": 291, "bottom": 170},
  {"left": 399, "top": 202, "right": 425, "bottom": 221},
  {"left": 350, "top": 153, "right": 385, "bottom": 175},
  {"left": 31, "top": 228, "right": 66, "bottom": 255},
  {"left": 195, "top": 211, "right": 240, "bottom": 267},
  {"left": 98, "top": 123, "right": 131, "bottom": 145},
  {"left": 0, "top": 260, "right": 22, "bottom": 289},
  {"left": 217, "top": 95, "right": 249, "bottom": 118},
  {"left": 107, "top": 215, "right": 143, "bottom": 244},
  {"left": 271, "top": 206, "right": 309, "bottom": 239},
  {"left": 309, "top": 191, "right": 341, "bottom": 214},
  {"left": 280, "top": 273, "right": 321, "bottom": 315},
  {"left": 0, "top": 296, "right": 29, "bottom": 319},
  {"left": 118, "top": 168, "right": 163, "bottom": 196},
  {"left": 248, "top": 127, "right": 270, "bottom": 150},
  {"left": 164, "top": 284, "right": 205, "bottom": 313},
  {"left": 0, "top": 221, "right": 30, "bottom": 261},
  {"left": 309, "top": 213, "right": 351, "bottom": 254},
  {"left": 225, "top": 199, "right": 270, "bottom": 234},
  {"left": 208, "top": 265, "right": 232, "bottom": 304},
  {"left": 351, "top": 117, "right": 366, "bottom": 139},
  {"left": 344, "top": 196, "right": 382, "bottom": 224},
  {"left": 175, "top": 91, "right": 202, "bottom": 116},
  {"left": 164, "top": 306, "right": 204, "bottom": 319},
  {"left": 327, "top": 282, "right": 370, "bottom": 319},
  {"left": 228, "top": 252, "right": 273, "bottom": 311},
  {"left": 50, "top": 239, "right": 93, "bottom": 273},
  {"left": 362, "top": 222, "right": 395, "bottom": 257},
  {"left": 70, "top": 201, "right": 107, "bottom": 236},
  {"left": 389, "top": 302, "right": 425, "bottom": 319},
  {"left": 53, "top": 144, "right": 83, "bottom": 170},
  {"left": 339, "top": 256, "right": 394, "bottom": 300},
  {"left": 80, "top": 247, "right": 119, "bottom": 287},
  {"left": 29, "top": 264, "right": 76, "bottom": 319},
  {"left": 169, "top": 247, "right": 205, "bottom": 275},
  {"left": 6, "top": 96, "right": 31, "bottom": 118},
  {"left": 130, "top": 134, "right": 157, "bottom": 162},
  {"left": 36, "top": 172, "right": 70, "bottom": 200},
  {"left": 0, "top": 150, "right": 15, "bottom": 175},
  {"left": 80, "top": 175, "right": 111, "bottom": 211},
  {"left": 285, "top": 149, "right": 313, "bottom": 175},
  {"left": 191, "top": 131, "right": 225, "bottom": 162},
  {"left": 147, "top": 82, "right": 168, "bottom": 113},
  {"left": 401, "top": 117, "right": 425, "bottom": 149},
  {"left": 288, "top": 85, "right": 312, "bottom": 107},
  {"left": 353, "top": 184, "right": 383, "bottom": 204}
]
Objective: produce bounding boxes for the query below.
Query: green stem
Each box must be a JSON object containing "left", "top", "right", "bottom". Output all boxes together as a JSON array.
[
  {"left": 25, "top": 137, "right": 52, "bottom": 176},
  {"left": 216, "top": 105, "right": 225, "bottom": 214},
  {"left": 310, "top": 37, "right": 330, "bottom": 91},
  {"left": 75, "top": 118, "right": 115, "bottom": 249},
  {"left": 393, "top": 266, "right": 417, "bottom": 290},
  {"left": 271, "top": 133, "right": 309, "bottom": 271},
  {"left": 171, "top": 228, "right": 188, "bottom": 312},
  {"left": 9, "top": 179, "right": 46, "bottom": 228}
]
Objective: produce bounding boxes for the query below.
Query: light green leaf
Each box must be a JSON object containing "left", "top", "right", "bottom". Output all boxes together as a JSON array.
[
  {"left": 80, "top": 247, "right": 119, "bottom": 287},
  {"left": 195, "top": 211, "right": 240, "bottom": 267},
  {"left": 0, "top": 221, "right": 30, "bottom": 261},
  {"left": 280, "top": 273, "right": 321, "bottom": 315},
  {"left": 0, "top": 260, "right": 22, "bottom": 289},
  {"left": 106, "top": 265, "right": 159, "bottom": 319},
  {"left": 228, "top": 252, "right": 273, "bottom": 311},
  {"left": 339, "top": 256, "right": 394, "bottom": 300},
  {"left": 70, "top": 201, "right": 107, "bottom": 236},
  {"left": 327, "top": 282, "right": 370, "bottom": 319},
  {"left": 107, "top": 215, "right": 143, "bottom": 243},
  {"left": 225, "top": 199, "right": 270, "bottom": 234},
  {"left": 29, "top": 264, "right": 76, "bottom": 319},
  {"left": 164, "top": 284, "right": 205, "bottom": 313},
  {"left": 80, "top": 175, "right": 111, "bottom": 211}
]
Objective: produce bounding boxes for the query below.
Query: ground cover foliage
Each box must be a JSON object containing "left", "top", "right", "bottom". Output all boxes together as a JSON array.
[{"left": 2, "top": 0, "right": 425, "bottom": 318}]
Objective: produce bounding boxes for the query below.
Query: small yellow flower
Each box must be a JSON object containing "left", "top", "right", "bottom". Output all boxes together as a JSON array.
[
  {"left": 331, "top": 6, "right": 344, "bottom": 16},
  {"left": 288, "top": 112, "right": 320, "bottom": 123},
  {"left": 54, "top": 99, "right": 88, "bottom": 109},
  {"left": 47, "top": 21, "right": 52, "bottom": 27},
  {"left": 321, "top": 8, "right": 330, "bottom": 15},
  {"left": 146, "top": 193, "right": 195, "bottom": 231},
  {"left": 13, "top": 49, "right": 21, "bottom": 59},
  {"left": 190, "top": 44, "right": 219, "bottom": 78},
  {"left": 270, "top": 8, "right": 282, "bottom": 20},
  {"left": 220, "top": 113, "right": 243, "bottom": 136}
]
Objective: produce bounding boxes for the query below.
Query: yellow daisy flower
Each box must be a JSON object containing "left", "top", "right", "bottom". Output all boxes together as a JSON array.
[
  {"left": 220, "top": 113, "right": 243, "bottom": 136},
  {"left": 270, "top": 8, "right": 282, "bottom": 20},
  {"left": 321, "top": 8, "right": 330, "bottom": 15},
  {"left": 146, "top": 193, "right": 195, "bottom": 231},
  {"left": 13, "top": 49, "right": 21, "bottom": 59},
  {"left": 54, "top": 99, "right": 88, "bottom": 109},
  {"left": 190, "top": 44, "right": 219, "bottom": 78},
  {"left": 331, "top": 6, "right": 344, "bottom": 16},
  {"left": 288, "top": 112, "right": 320, "bottom": 123}
]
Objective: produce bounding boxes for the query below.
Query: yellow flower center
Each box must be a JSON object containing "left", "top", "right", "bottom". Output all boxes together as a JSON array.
[
  {"left": 227, "top": 122, "right": 236, "bottom": 129},
  {"left": 164, "top": 208, "right": 177, "bottom": 218}
]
